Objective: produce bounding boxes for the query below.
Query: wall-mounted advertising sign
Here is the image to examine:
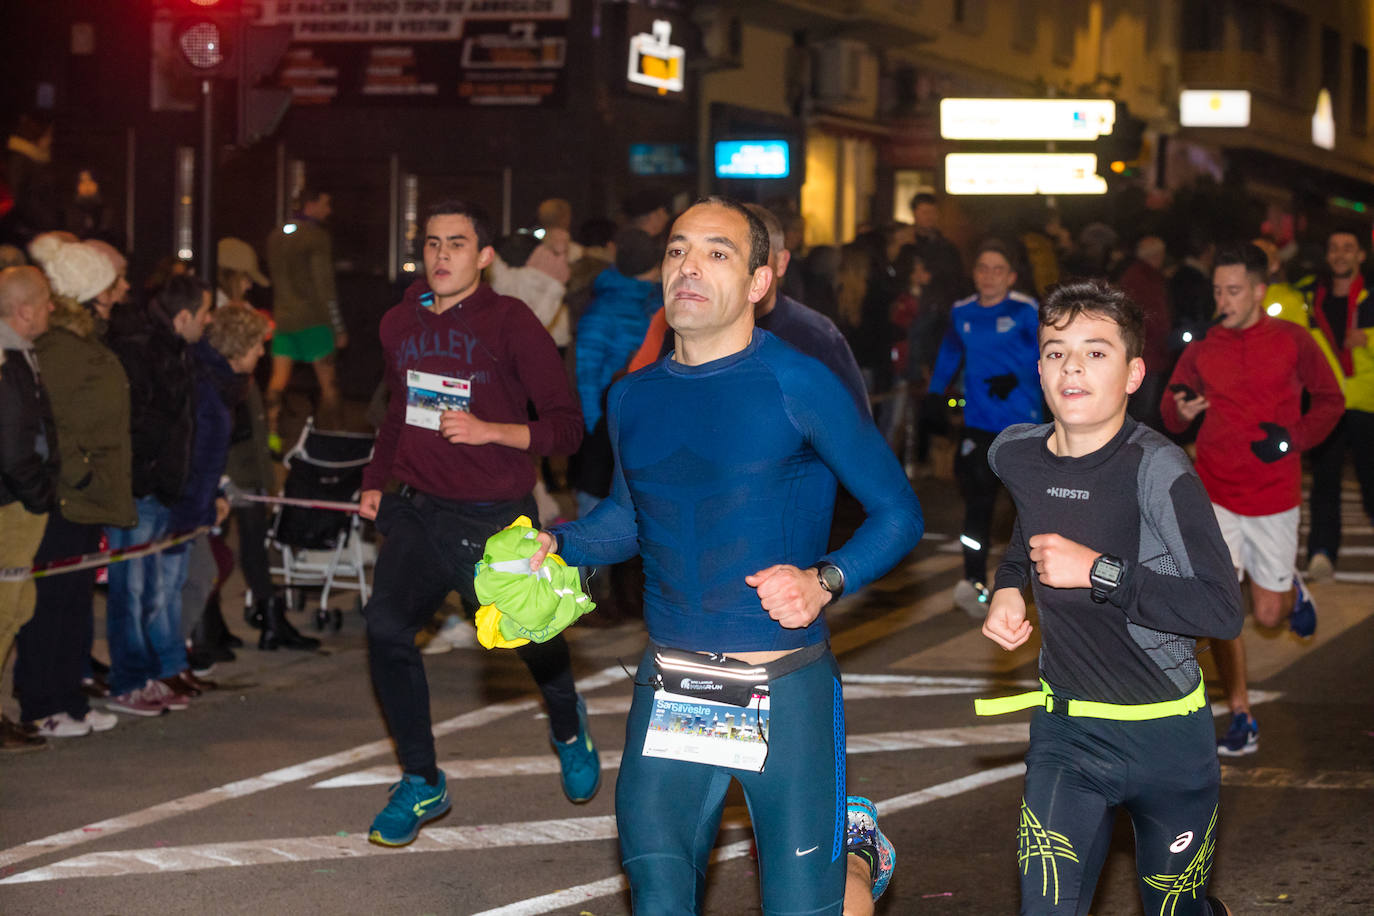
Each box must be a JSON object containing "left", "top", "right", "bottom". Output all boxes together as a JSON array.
[
  {"left": 255, "top": 0, "right": 570, "bottom": 106},
  {"left": 940, "top": 98, "right": 1117, "bottom": 141},
  {"left": 1179, "top": 90, "right": 1251, "bottom": 127},
  {"left": 715, "top": 140, "right": 790, "bottom": 179},
  {"left": 945, "top": 153, "right": 1107, "bottom": 195},
  {"left": 628, "top": 19, "right": 684, "bottom": 95}
]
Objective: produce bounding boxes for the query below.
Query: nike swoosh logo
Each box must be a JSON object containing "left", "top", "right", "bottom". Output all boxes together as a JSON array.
[
  {"left": 411, "top": 791, "right": 447, "bottom": 815},
  {"left": 795, "top": 845, "right": 819, "bottom": 857}
]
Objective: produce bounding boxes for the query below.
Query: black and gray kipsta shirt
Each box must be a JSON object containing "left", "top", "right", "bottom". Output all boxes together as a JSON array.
[{"left": 989, "top": 416, "right": 1244, "bottom": 706}]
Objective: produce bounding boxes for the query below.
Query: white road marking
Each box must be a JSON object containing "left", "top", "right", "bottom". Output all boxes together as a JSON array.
[
  {"left": 16, "top": 738, "right": 1345, "bottom": 888},
  {"left": 1220, "top": 767, "right": 1374, "bottom": 791},
  {"left": 1333, "top": 571, "right": 1374, "bottom": 583},
  {"left": 0, "top": 664, "right": 627, "bottom": 872},
  {"left": 532, "top": 675, "right": 1038, "bottom": 720},
  {"left": 313, "top": 724, "right": 1035, "bottom": 789},
  {"left": 1323, "top": 546, "right": 1374, "bottom": 556},
  {"left": 469, "top": 764, "right": 1029, "bottom": 916},
  {"left": 1300, "top": 525, "right": 1374, "bottom": 536},
  {"left": 0, "top": 812, "right": 756, "bottom": 885},
  {"left": 0, "top": 818, "right": 621, "bottom": 884},
  {"left": 842, "top": 673, "right": 1038, "bottom": 687}
]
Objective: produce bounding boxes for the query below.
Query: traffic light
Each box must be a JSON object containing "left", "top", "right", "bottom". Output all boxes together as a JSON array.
[
  {"left": 169, "top": 0, "right": 243, "bottom": 78},
  {"left": 1095, "top": 102, "right": 1146, "bottom": 180}
]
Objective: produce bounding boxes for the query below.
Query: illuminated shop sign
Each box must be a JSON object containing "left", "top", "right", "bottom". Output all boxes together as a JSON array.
[
  {"left": 940, "top": 98, "right": 1117, "bottom": 141},
  {"left": 1179, "top": 90, "right": 1251, "bottom": 127},
  {"left": 945, "top": 153, "right": 1107, "bottom": 195},
  {"left": 628, "top": 19, "right": 683, "bottom": 95},
  {"left": 715, "top": 140, "right": 790, "bottom": 179}
]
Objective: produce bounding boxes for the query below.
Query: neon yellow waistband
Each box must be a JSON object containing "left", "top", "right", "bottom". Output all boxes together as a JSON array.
[{"left": 974, "top": 677, "right": 1206, "bottom": 721}]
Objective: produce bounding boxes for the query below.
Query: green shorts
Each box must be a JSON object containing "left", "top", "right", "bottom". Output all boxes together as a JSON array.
[{"left": 272, "top": 324, "right": 335, "bottom": 363}]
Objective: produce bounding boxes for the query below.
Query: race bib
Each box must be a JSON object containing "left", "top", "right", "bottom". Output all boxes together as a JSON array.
[
  {"left": 642, "top": 689, "right": 771, "bottom": 772},
  {"left": 405, "top": 369, "right": 471, "bottom": 430}
]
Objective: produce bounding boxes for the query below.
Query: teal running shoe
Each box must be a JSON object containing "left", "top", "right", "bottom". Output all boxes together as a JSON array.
[
  {"left": 553, "top": 696, "right": 601, "bottom": 803},
  {"left": 368, "top": 772, "right": 451, "bottom": 846},
  {"left": 847, "top": 795, "right": 896, "bottom": 901}
]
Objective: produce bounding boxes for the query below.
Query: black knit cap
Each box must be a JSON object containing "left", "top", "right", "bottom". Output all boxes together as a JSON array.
[{"left": 614, "top": 228, "right": 661, "bottom": 276}]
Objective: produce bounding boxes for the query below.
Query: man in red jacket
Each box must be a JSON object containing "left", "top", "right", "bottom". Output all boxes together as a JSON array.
[
  {"left": 1161, "top": 243, "right": 1342, "bottom": 757},
  {"left": 357, "top": 200, "right": 597, "bottom": 847}
]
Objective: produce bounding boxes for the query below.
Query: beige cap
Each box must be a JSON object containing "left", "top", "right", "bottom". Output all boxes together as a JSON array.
[{"left": 217, "top": 237, "right": 270, "bottom": 286}]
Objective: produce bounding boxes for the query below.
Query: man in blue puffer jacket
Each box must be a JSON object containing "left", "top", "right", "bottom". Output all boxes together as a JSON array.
[{"left": 571, "top": 228, "right": 662, "bottom": 516}]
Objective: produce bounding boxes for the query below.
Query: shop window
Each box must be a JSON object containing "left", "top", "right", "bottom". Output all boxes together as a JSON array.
[
  {"left": 1012, "top": 0, "right": 1036, "bottom": 52},
  {"left": 1275, "top": 7, "right": 1308, "bottom": 96},
  {"left": 1052, "top": 0, "right": 1076, "bottom": 65},
  {"left": 952, "top": 0, "right": 986, "bottom": 35},
  {"left": 1180, "top": 1, "right": 1224, "bottom": 53},
  {"left": 1238, "top": 5, "right": 1264, "bottom": 54},
  {"left": 1322, "top": 26, "right": 1341, "bottom": 108},
  {"left": 1353, "top": 43, "right": 1369, "bottom": 137}
]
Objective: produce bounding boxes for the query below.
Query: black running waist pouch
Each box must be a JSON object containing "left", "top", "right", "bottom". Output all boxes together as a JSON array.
[{"left": 650, "top": 641, "right": 828, "bottom": 707}]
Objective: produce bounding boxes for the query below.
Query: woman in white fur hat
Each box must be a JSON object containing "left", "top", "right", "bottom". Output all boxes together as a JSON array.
[{"left": 16, "top": 239, "right": 137, "bottom": 736}]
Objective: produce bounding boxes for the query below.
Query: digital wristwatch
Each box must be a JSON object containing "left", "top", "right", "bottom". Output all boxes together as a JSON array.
[{"left": 1089, "top": 553, "right": 1125, "bottom": 603}]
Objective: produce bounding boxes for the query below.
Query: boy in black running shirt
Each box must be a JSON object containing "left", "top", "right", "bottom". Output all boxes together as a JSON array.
[{"left": 978, "top": 279, "right": 1242, "bottom": 915}]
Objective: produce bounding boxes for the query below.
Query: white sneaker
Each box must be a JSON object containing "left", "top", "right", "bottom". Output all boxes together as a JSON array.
[
  {"left": 30, "top": 712, "right": 93, "bottom": 738},
  {"left": 1305, "top": 552, "right": 1334, "bottom": 582},
  {"left": 83, "top": 709, "right": 118, "bottom": 732},
  {"left": 421, "top": 616, "right": 478, "bottom": 654},
  {"left": 954, "top": 579, "right": 991, "bottom": 620}
]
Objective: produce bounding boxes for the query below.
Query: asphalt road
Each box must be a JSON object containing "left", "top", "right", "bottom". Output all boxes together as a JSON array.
[{"left": 2, "top": 477, "right": 1372, "bottom": 915}]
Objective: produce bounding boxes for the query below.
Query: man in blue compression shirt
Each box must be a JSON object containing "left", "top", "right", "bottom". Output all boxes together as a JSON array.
[
  {"left": 530, "top": 197, "right": 923, "bottom": 915},
  {"left": 927, "top": 238, "right": 1041, "bottom": 617}
]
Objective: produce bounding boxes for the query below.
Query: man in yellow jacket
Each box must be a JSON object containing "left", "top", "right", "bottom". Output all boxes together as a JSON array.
[{"left": 1295, "top": 227, "right": 1374, "bottom": 580}]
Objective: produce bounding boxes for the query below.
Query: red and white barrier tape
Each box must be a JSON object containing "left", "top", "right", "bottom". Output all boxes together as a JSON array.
[
  {"left": 0, "top": 525, "right": 212, "bottom": 583},
  {"left": 236, "top": 494, "right": 362, "bottom": 514},
  {"left": 0, "top": 494, "right": 362, "bottom": 582}
]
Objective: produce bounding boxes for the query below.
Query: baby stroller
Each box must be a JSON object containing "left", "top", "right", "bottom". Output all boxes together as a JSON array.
[{"left": 269, "top": 418, "right": 375, "bottom": 631}]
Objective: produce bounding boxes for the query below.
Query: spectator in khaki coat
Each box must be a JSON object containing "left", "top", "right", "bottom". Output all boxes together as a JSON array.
[{"left": 18, "top": 239, "right": 134, "bottom": 736}]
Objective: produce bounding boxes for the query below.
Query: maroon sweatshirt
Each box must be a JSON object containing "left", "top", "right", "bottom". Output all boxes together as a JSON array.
[{"left": 362, "top": 279, "right": 583, "bottom": 502}]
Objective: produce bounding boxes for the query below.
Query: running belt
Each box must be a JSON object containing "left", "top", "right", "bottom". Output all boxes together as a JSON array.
[{"left": 975, "top": 676, "right": 1206, "bottom": 721}]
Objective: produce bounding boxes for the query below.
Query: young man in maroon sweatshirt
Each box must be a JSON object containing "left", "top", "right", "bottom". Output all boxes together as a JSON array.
[
  {"left": 1161, "top": 243, "right": 1343, "bottom": 757},
  {"left": 358, "top": 199, "right": 597, "bottom": 847}
]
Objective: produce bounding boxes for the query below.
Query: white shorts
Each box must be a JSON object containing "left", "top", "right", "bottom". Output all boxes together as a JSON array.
[{"left": 1211, "top": 503, "right": 1298, "bottom": 593}]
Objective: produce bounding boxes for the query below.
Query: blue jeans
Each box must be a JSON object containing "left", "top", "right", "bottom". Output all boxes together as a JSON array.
[{"left": 105, "top": 496, "right": 183, "bottom": 695}]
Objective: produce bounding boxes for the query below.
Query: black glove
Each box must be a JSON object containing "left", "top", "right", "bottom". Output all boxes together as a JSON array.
[
  {"left": 1250, "top": 422, "right": 1292, "bottom": 464},
  {"left": 985, "top": 372, "right": 1020, "bottom": 400}
]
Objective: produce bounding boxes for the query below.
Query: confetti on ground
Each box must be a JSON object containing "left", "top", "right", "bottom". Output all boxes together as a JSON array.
[{"left": 922, "top": 891, "right": 954, "bottom": 898}]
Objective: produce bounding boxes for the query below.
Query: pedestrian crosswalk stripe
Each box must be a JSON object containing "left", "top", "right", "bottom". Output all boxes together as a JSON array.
[
  {"left": 1220, "top": 767, "right": 1374, "bottom": 790},
  {"left": 0, "top": 664, "right": 628, "bottom": 873},
  {"left": 311, "top": 723, "right": 1038, "bottom": 789}
]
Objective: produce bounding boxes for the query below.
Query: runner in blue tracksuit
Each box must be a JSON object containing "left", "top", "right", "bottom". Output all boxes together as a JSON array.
[
  {"left": 530, "top": 197, "right": 923, "bottom": 915},
  {"left": 926, "top": 239, "right": 1041, "bottom": 616}
]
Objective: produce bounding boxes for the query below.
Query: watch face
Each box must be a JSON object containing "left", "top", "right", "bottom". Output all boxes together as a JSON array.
[
  {"left": 819, "top": 564, "right": 844, "bottom": 592},
  {"left": 1093, "top": 557, "right": 1122, "bottom": 585}
]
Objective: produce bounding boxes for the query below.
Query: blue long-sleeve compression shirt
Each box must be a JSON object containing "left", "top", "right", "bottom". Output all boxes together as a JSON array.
[
  {"left": 928, "top": 292, "right": 1042, "bottom": 433},
  {"left": 551, "top": 329, "right": 924, "bottom": 652}
]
